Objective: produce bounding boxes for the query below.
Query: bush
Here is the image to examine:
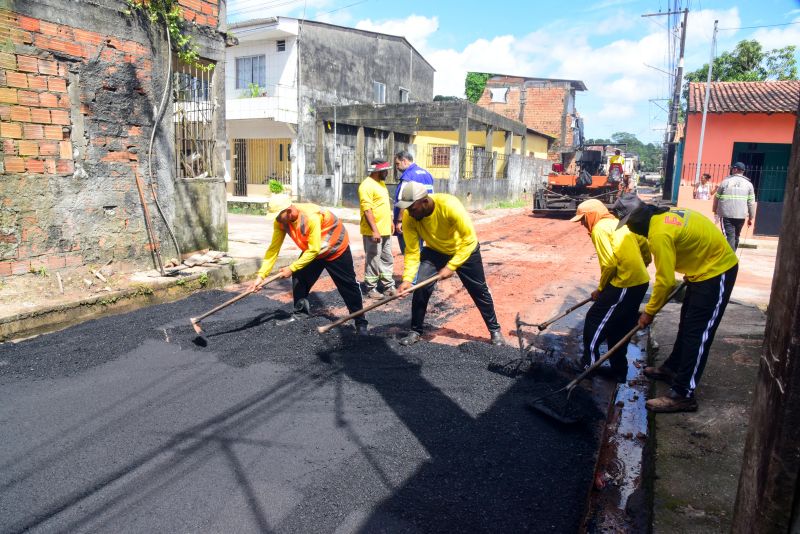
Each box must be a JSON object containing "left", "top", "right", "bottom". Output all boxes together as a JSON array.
[{"left": 269, "top": 179, "right": 284, "bottom": 194}]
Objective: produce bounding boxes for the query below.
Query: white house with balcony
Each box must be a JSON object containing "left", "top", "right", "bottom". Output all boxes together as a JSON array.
[{"left": 225, "top": 17, "right": 435, "bottom": 199}]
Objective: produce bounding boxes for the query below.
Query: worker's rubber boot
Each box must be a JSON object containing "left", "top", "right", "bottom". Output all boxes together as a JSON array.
[
  {"left": 276, "top": 299, "right": 311, "bottom": 327},
  {"left": 355, "top": 320, "right": 369, "bottom": 336},
  {"left": 489, "top": 330, "right": 505, "bottom": 346}
]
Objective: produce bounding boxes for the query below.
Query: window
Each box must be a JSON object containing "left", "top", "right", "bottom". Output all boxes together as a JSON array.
[
  {"left": 276, "top": 40, "right": 286, "bottom": 52},
  {"left": 490, "top": 87, "right": 508, "bottom": 103},
  {"left": 235, "top": 55, "right": 266, "bottom": 89},
  {"left": 373, "top": 81, "right": 386, "bottom": 104},
  {"left": 430, "top": 146, "right": 451, "bottom": 167},
  {"left": 279, "top": 144, "right": 284, "bottom": 162},
  {"left": 399, "top": 87, "right": 409, "bottom": 103}
]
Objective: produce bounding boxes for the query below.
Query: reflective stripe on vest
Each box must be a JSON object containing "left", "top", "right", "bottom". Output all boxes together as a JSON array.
[{"left": 282, "top": 210, "right": 349, "bottom": 260}]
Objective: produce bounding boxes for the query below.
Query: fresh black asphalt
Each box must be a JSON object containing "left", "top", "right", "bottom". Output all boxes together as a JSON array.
[{"left": 0, "top": 288, "right": 599, "bottom": 533}]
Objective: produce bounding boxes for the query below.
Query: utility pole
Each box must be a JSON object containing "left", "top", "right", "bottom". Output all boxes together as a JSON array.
[
  {"left": 694, "top": 20, "right": 719, "bottom": 185},
  {"left": 643, "top": 8, "right": 689, "bottom": 201}
]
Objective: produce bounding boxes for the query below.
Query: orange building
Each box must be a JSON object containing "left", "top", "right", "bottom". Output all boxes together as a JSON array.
[{"left": 676, "top": 81, "right": 799, "bottom": 235}]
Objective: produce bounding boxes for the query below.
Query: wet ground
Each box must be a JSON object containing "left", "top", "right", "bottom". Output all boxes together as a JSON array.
[{"left": 0, "top": 285, "right": 604, "bottom": 533}]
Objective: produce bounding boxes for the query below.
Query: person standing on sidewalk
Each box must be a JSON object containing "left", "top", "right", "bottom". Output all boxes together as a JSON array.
[
  {"left": 570, "top": 199, "right": 651, "bottom": 383},
  {"left": 358, "top": 159, "right": 396, "bottom": 299},
  {"left": 394, "top": 182, "right": 504, "bottom": 347},
  {"left": 712, "top": 162, "right": 755, "bottom": 250},
  {"left": 249, "top": 198, "right": 368, "bottom": 335},
  {"left": 393, "top": 150, "right": 434, "bottom": 254},
  {"left": 614, "top": 194, "right": 738, "bottom": 412}
]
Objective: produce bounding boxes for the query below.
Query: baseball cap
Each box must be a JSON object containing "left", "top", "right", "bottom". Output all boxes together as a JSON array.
[
  {"left": 732, "top": 162, "right": 746, "bottom": 171},
  {"left": 367, "top": 161, "right": 391, "bottom": 173},
  {"left": 267, "top": 195, "right": 292, "bottom": 214},
  {"left": 570, "top": 199, "right": 608, "bottom": 222},
  {"left": 394, "top": 181, "right": 429, "bottom": 209},
  {"left": 612, "top": 192, "right": 647, "bottom": 230}
]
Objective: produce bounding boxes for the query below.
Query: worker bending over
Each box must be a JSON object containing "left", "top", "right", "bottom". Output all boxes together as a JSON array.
[
  {"left": 394, "top": 182, "right": 503, "bottom": 346},
  {"left": 571, "top": 199, "right": 651, "bottom": 383},
  {"left": 250, "top": 198, "right": 368, "bottom": 335},
  {"left": 614, "top": 194, "right": 738, "bottom": 412}
]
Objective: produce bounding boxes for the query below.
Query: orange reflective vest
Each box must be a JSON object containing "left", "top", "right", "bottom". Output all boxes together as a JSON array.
[{"left": 282, "top": 208, "right": 349, "bottom": 262}]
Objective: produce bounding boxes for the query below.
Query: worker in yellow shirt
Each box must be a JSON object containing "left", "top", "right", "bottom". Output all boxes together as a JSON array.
[
  {"left": 570, "top": 199, "right": 651, "bottom": 383},
  {"left": 614, "top": 194, "right": 738, "bottom": 412},
  {"left": 249, "top": 198, "right": 368, "bottom": 335},
  {"left": 394, "top": 182, "right": 503, "bottom": 346},
  {"left": 608, "top": 149, "right": 625, "bottom": 188},
  {"left": 358, "top": 159, "right": 396, "bottom": 299}
]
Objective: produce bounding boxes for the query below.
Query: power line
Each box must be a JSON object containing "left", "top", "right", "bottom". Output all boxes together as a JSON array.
[
  {"left": 718, "top": 21, "right": 800, "bottom": 31},
  {"left": 323, "top": 0, "right": 369, "bottom": 14}
]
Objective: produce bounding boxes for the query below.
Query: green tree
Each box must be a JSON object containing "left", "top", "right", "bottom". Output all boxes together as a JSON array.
[
  {"left": 683, "top": 40, "right": 798, "bottom": 101},
  {"left": 464, "top": 72, "right": 493, "bottom": 103}
]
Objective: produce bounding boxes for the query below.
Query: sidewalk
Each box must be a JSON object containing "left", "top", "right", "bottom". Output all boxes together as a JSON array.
[{"left": 648, "top": 301, "right": 765, "bottom": 532}]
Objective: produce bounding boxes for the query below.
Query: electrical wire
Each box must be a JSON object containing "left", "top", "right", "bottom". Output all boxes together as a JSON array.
[
  {"left": 719, "top": 21, "right": 800, "bottom": 31},
  {"left": 146, "top": 19, "right": 182, "bottom": 264}
]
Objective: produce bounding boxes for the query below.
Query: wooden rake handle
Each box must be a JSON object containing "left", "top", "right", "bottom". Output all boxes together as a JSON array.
[
  {"left": 190, "top": 273, "right": 283, "bottom": 326},
  {"left": 564, "top": 282, "right": 686, "bottom": 394},
  {"left": 535, "top": 296, "right": 593, "bottom": 331},
  {"left": 317, "top": 274, "right": 443, "bottom": 334}
]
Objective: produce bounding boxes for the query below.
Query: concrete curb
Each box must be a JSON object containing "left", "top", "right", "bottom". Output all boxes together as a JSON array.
[{"left": 0, "top": 255, "right": 291, "bottom": 343}]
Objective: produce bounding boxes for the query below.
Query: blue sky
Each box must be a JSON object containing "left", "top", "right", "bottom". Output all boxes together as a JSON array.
[{"left": 227, "top": 0, "right": 800, "bottom": 143}]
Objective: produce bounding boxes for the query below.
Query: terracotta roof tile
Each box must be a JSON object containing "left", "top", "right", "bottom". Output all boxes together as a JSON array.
[{"left": 687, "top": 81, "right": 800, "bottom": 114}]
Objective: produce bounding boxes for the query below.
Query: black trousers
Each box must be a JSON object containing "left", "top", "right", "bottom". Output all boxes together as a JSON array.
[
  {"left": 582, "top": 282, "right": 648, "bottom": 374},
  {"left": 721, "top": 217, "right": 745, "bottom": 250},
  {"left": 410, "top": 245, "right": 500, "bottom": 335},
  {"left": 292, "top": 247, "right": 367, "bottom": 326},
  {"left": 661, "top": 264, "right": 738, "bottom": 397}
]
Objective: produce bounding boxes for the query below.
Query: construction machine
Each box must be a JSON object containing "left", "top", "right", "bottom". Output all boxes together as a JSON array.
[{"left": 533, "top": 144, "right": 636, "bottom": 216}]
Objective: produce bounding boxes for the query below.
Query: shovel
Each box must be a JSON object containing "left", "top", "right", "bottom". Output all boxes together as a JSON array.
[
  {"left": 190, "top": 273, "right": 283, "bottom": 338},
  {"left": 317, "top": 274, "right": 442, "bottom": 334},
  {"left": 519, "top": 296, "right": 593, "bottom": 332},
  {"left": 528, "top": 283, "right": 685, "bottom": 424}
]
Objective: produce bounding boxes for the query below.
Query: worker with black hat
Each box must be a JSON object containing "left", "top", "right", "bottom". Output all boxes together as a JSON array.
[
  {"left": 394, "top": 181, "right": 503, "bottom": 347},
  {"left": 614, "top": 193, "right": 738, "bottom": 412},
  {"left": 713, "top": 162, "right": 755, "bottom": 250}
]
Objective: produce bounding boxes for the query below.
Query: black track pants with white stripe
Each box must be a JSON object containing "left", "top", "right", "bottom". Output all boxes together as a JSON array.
[
  {"left": 582, "top": 282, "right": 648, "bottom": 374},
  {"left": 662, "top": 264, "right": 738, "bottom": 397}
]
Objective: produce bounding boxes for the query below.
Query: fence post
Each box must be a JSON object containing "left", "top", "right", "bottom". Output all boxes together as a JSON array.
[{"left": 448, "top": 145, "right": 460, "bottom": 195}]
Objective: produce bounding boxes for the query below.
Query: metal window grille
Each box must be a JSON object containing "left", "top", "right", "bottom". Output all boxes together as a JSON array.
[
  {"left": 173, "top": 60, "right": 215, "bottom": 180},
  {"left": 428, "top": 145, "right": 452, "bottom": 167}
]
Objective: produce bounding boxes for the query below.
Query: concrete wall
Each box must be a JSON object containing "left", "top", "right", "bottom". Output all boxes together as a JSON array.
[
  {"left": 302, "top": 154, "right": 549, "bottom": 209},
  {"left": 0, "top": 0, "right": 228, "bottom": 276}
]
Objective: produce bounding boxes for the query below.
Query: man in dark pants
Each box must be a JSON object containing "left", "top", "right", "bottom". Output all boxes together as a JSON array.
[
  {"left": 615, "top": 194, "right": 738, "bottom": 412},
  {"left": 394, "top": 182, "right": 503, "bottom": 346},
  {"left": 249, "top": 197, "right": 368, "bottom": 335},
  {"left": 712, "top": 162, "right": 755, "bottom": 250},
  {"left": 571, "top": 199, "right": 651, "bottom": 382},
  {"left": 393, "top": 150, "right": 434, "bottom": 254}
]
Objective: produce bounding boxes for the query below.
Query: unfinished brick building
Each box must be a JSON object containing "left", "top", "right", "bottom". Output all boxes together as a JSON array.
[
  {"left": 475, "top": 74, "right": 586, "bottom": 165},
  {"left": 0, "top": 0, "right": 229, "bottom": 277}
]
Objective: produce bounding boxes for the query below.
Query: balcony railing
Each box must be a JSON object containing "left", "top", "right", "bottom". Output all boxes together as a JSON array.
[{"left": 225, "top": 83, "right": 297, "bottom": 123}]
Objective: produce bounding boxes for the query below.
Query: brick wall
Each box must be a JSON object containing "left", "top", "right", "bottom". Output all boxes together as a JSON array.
[{"left": 0, "top": 2, "right": 225, "bottom": 277}]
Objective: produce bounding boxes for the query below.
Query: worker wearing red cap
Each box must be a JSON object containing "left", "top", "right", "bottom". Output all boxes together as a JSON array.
[
  {"left": 359, "top": 159, "right": 396, "bottom": 299},
  {"left": 571, "top": 199, "right": 651, "bottom": 382}
]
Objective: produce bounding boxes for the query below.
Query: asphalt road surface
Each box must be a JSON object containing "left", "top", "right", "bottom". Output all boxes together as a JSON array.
[{"left": 0, "top": 288, "right": 599, "bottom": 533}]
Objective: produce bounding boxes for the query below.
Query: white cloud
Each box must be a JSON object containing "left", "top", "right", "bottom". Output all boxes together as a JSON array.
[
  {"left": 597, "top": 103, "right": 636, "bottom": 119},
  {"left": 355, "top": 15, "right": 440, "bottom": 51},
  {"left": 751, "top": 17, "right": 800, "bottom": 50}
]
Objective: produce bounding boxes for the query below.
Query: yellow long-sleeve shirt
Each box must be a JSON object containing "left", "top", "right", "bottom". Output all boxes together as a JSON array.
[
  {"left": 644, "top": 208, "right": 738, "bottom": 315},
  {"left": 358, "top": 177, "right": 392, "bottom": 236},
  {"left": 591, "top": 218, "right": 651, "bottom": 291},
  {"left": 401, "top": 194, "right": 477, "bottom": 282},
  {"left": 257, "top": 203, "right": 327, "bottom": 278}
]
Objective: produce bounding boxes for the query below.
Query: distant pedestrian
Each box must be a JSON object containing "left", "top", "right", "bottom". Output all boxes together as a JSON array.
[
  {"left": 249, "top": 198, "right": 368, "bottom": 335},
  {"left": 359, "top": 159, "right": 396, "bottom": 299},
  {"left": 614, "top": 194, "right": 738, "bottom": 413},
  {"left": 713, "top": 162, "right": 755, "bottom": 250},
  {"left": 570, "top": 199, "right": 651, "bottom": 383},
  {"left": 394, "top": 182, "right": 504, "bottom": 347},
  {"left": 393, "top": 150, "right": 434, "bottom": 254},
  {"left": 693, "top": 173, "right": 712, "bottom": 200}
]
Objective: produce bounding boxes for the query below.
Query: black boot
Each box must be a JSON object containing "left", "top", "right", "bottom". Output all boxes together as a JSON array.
[{"left": 276, "top": 299, "right": 311, "bottom": 326}]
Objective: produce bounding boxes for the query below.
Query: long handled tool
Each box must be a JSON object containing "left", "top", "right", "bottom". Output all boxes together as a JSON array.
[
  {"left": 317, "top": 274, "right": 443, "bottom": 334},
  {"left": 528, "top": 283, "right": 686, "bottom": 424},
  {"left": 520, "top": 296, "right": 593, "bottom": 332},
  {"left": 190, "top": 273, "right": 282, "bottom": 336}
]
